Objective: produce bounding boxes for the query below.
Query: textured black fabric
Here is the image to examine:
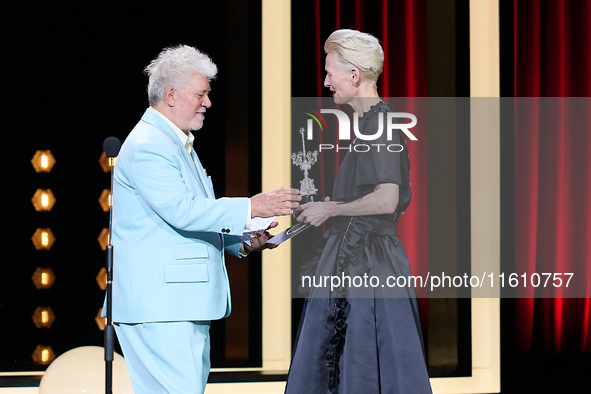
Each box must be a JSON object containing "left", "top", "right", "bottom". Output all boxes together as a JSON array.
[{"left": 285, "top": 101, "right": 432, "bottom": 394}]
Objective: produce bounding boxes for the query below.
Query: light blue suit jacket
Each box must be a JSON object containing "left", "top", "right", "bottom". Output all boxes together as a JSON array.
[{"left": 109, "top": 109, "right": 249, "bottom": 323}]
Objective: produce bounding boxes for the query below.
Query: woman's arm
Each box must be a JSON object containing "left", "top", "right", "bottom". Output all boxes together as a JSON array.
[{"left": 297, "top": 183, "right": 399, "bottom": 227}]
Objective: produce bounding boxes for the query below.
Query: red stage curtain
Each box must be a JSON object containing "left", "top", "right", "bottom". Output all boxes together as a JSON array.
[
  {"left": 310, "top": 0, "right": 430, "bottom": 320},
  {"left": 514, "top": 0, "right": 591, "bottom": 353}
]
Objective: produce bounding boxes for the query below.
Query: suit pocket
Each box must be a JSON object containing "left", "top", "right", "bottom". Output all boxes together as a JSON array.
[
  {"left": 165, "top": 262, "right": 209, "bottom": 283},
  {"left": 175, "top": 242, "right": 209, "bottom": 260}
]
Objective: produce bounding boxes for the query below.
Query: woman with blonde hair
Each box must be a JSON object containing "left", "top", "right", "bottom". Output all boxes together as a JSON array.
[{"left": 285, "top": 29, "right": 432, "bottom": 394}]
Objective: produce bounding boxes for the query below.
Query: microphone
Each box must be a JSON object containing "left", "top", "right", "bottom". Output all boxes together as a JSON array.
[{"left": 103, "top": 137, "right": 121, "bottom": 158}]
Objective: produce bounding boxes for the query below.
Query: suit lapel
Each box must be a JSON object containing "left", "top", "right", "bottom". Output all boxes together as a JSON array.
[
  {"left": 190, "top": 149, "right": 215, "bottom": 198},
  {"left": 141, "top": 109, "right": 211, "bottom": 198}
]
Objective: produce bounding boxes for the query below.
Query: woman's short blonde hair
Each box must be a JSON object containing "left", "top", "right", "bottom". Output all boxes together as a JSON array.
[{"left": 324, "top": 29, "right": 384, "bottom": 85}]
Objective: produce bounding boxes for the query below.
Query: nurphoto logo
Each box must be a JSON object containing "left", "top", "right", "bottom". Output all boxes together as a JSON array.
[{"left": 302, "top": 108, "right": 418, "bottom": 152}]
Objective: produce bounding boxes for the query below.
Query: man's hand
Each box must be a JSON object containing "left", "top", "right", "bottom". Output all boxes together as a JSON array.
[
  {"left": 251, "top": 187, "right": 301, "bottom": 218},
  {"left": 244, "top": 221, "right": 278, "bottom": 252}
]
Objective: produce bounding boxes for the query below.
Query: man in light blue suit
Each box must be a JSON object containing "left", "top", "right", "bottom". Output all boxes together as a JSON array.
[{"left": 109, "top": 45, "right": 299, "bottom": 393}]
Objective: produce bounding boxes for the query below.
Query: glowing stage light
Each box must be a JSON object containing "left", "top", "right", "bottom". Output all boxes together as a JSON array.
[
  {"left": 32, "top": 345, "right": 56, "bottom": 365},
  {"left": 95, "top": 267, "right": 107, "bottom": 291},
  {"left": 31, "top": 228, "right": 56, "bottom": 250},
  {"left": 99, "top": 151, "right": 117, "bottom": 173},
  {"left": 31, "top": 306, "right": 56, "bottom": 329},
  {"left": 31, "top": 150, "right": 56, "bottom": 173},
  {"left": 31, "top": 189, "right": 56, "bottom": 212},
  {"left": 95, "top": 308, "right": 107, "bottom": 331},
  {"left": 31, "top": 267, "right": 56, "bottom": 289},
  {"left": 98, "top": 189, "right": 112, "bottom": 212},
  {"left": 97, "top": 228, "right": 109, "bottom": 251}
]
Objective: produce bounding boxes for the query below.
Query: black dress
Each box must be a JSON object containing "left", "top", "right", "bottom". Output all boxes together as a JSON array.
[{"left": 285, "top": 102, "right": 432, "bottom": 394}]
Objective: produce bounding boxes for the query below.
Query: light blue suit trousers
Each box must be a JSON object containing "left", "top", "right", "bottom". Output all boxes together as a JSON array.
[{"left": 115, "top": 321, "right": 210, "bottom": 393}]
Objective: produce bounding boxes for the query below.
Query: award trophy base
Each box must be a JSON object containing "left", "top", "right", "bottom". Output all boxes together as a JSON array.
[{"left": 301, "top": 193, "right": 324, "bottom": 204}]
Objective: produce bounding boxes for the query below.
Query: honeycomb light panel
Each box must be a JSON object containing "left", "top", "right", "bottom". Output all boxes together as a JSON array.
[
  {"left": 99, "top": 151, "right": 117, "bottom": 173},
  {"left": 95, "top": 308, "right": 107, "bottom": 331},
  {"left": 97, "top": 228, "right": 109, "bottom": 251},
  {"left": 32, "top": 345, "right": 56, "bottom": 365},
  {"left": 31, "top": 306, "right": 56, "bottom": 329},
  {"left": 31, "top": 150, "right": 56, "bottom": 173},
  {"left": 96, "top": 267, "right": 107, "bottom": 291},
  {"left": 31, "top": 228, "right": 56, "bottom": 250},
  {"left": 98, "top": 189, "right": 111, "bottom": 212},
  {"left": 32, "top": 189, "right": 56, "bottom": 212},
  {"left": 31, "top": 267, "right": 56, "bottom": 290}
]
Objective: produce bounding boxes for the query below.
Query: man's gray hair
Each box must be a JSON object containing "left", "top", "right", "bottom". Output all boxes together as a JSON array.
[
  {"left": 324, "top": 29, "right": 384, "bottom": 85},
  {"left": 144, "top": 44, "right": 218, "bottom": 106}
]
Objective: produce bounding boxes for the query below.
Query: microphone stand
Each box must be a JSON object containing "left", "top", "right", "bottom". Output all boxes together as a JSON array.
[
  {"left": 105, "top": 154, "right": 115, "bottom": 394},
  {"left": 102, "top": 137, "right": 120, "bottom": 394}
]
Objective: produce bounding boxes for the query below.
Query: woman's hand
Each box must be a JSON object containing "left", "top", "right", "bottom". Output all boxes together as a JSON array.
[
  {"left": 296, "top": 183, "right": 400, "bottom": 226},
  {"left": 296, "top": 197, "right": 334, "bottom": 227}
]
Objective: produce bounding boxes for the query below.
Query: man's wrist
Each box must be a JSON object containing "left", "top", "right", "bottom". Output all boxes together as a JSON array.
[{"left": 245, "top": 199, "right": 251, "bottom": 230}]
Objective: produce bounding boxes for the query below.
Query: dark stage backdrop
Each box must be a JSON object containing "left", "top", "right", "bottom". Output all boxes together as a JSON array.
[
  {"left": 500, "top": 0, "right": 591, "bottom": 392},
  {"left": 2, "top": 2, "right": 262, "bottom": 371},
  {"left": 512, "top": 0, "right": 591, "bottom": 355}
]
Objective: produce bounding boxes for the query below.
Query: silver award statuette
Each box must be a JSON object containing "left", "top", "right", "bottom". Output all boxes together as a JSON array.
[{"left": 292, "top": 127, "right": 323, "bottom": 204}]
